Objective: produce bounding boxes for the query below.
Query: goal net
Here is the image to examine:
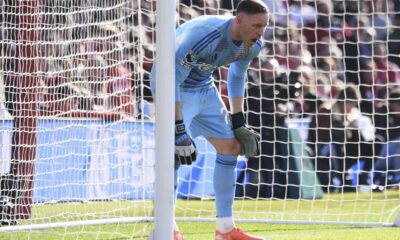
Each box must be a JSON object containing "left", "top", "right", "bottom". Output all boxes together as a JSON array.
[
  {"left": 0, "top": 0, "right": 156, "bottom": 238},
  {"left": 0, "top": 0, "right": 399, "bottom": 238}
]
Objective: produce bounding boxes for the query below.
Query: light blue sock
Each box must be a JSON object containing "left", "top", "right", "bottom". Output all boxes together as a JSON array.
[{"left": 213, "top": 153, "right": 238, "bottom": 218}]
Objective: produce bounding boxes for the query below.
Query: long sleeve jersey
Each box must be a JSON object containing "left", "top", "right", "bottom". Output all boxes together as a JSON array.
[{"left": 151, "top": 15, "right": 262, "bottom": 102}]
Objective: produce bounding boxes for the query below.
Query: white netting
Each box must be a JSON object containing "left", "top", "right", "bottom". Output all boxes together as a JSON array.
[
  {"left": 176, "top": 0, "right": 400, "bottom": 227},
  {"left": 0, "top": 0, "right": 155, "bottom": 238},
  {"left": 0, "top": 0, "right": 399, "bottom": 239}
]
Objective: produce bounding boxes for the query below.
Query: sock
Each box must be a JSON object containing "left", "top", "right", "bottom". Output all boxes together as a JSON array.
[
  {"left": 216, "top": 217, "right": 235, "bottom": 233},
  {"left": 213, "top": 153, "right": 237, "bottom": 219}
]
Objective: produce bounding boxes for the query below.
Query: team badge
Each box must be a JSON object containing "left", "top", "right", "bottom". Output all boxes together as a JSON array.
[
  {"left": 185, "top": 52, "right": 195, "bottom": 63},
  {"left": 181, "top": 52, "right": 196, "bottom": 69}
]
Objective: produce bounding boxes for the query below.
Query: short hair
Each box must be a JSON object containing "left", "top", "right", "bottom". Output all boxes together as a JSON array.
[
  {"left": 236, "top": 0, "right": 269, "bottom": 15},
  {"left": 336, "top": 84, "right": 360, "bottom": 102}
]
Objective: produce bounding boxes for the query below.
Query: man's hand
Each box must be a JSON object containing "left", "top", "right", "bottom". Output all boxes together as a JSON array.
[
  {"left": 175, "top": 120, "right": 197, "bottom": 165},
  {"left": 231, "top": 112, "right": 260, "bottom": 158}
]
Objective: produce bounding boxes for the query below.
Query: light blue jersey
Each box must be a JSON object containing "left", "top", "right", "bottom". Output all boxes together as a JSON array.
[{"left": 151, "top": 15, "right": 262, "bottom": 102}]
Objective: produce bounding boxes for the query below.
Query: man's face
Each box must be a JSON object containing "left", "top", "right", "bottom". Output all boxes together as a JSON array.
[
  {"left": 344, "top": 101, "right": 358, "bottom": 114},
  {"left": 237, "top": 12, "right": 268, "bottom": 48}
]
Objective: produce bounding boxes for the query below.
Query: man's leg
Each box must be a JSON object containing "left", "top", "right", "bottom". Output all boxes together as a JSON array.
[
  {"left": 187, "top": 86, "right": 264, "bottom": 239},
  {"left": 208, "top": 138, "right": 240, "bottom": 231},
  {"left": 213, "top": 153, "right": 238, "bottom": 230},
  {"left": 208, "top": 137, "right": 265, "bottom": 240}
]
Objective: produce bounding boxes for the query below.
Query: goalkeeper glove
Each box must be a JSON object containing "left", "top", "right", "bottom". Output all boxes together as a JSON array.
[
  {"left": 175, "top": 120, "right": 197, "bottom": 165},
  {"left": 231, "top": 112, "right": 260, "bottom": 158}
]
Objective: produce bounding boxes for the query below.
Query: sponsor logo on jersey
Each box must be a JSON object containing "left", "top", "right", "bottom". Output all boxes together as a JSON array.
[{"left": 196, "top": 62, "right": 215, "bottom": 71}]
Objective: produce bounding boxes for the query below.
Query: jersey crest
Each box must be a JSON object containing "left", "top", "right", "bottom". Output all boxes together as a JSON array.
[{"left": 180, "top": 51, "right": 197, "bottom": 69}]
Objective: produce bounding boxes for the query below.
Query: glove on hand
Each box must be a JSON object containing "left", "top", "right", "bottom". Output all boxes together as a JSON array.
[
  {"left": 175, "top": 120, "right": 197, "bottom": 165},
  {"left": 231, "top": 112, "right": 260, "bottom": 158}
]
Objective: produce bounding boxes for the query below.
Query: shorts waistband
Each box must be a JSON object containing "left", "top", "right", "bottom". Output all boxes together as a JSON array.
[{"left": 180, "top": 83, "right": 214, "bottom": 92}]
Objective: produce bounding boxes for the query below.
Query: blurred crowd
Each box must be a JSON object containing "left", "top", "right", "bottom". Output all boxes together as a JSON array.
[
  {"left": 241, "top": 0, "right": 400, "bottom": 195},
  {"left": 2, "top": 0, "right": 400, "bottom": 193}
]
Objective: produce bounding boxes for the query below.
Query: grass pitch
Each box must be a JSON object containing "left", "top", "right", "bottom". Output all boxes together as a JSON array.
[{"left": 0, "top": 191, "right": 399, "bottom": 240}]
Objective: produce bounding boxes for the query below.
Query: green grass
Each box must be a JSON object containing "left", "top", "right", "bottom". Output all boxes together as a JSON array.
[{"left": 0, "top": 191, "right": 399, "bottom": 240}]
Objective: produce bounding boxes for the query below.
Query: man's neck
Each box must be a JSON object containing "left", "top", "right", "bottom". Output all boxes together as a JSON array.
[{"left": 231, "top": 18, "right": 241, "bottom": 42}]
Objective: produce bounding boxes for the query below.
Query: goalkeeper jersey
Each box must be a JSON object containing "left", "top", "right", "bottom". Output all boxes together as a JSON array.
[{"left": 150, "top": 15, "right": 262, "bottom": 102}]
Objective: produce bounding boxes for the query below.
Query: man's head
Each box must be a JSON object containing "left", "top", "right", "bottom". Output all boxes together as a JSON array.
[
  {"left": 234, "top": 0, "right": 269, "bottom": 48},
  {"left": 336, "top": 84, "right": 361, "bottom": 114}
]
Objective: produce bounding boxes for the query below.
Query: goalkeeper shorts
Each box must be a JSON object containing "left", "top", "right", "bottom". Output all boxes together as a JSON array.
[{"left": 180, "top": 84, "right": 235, "bottom": 139}]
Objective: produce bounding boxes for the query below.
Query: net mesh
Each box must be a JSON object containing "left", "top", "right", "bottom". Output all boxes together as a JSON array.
[{"left": 0, "top": 0, "right": 399, "bottom": 238}]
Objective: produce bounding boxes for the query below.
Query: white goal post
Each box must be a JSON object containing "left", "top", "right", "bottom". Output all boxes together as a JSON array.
[
  {"left": 154, "top": 0, "right": 175, "bottom": 239},
  {"left": 0, "top": 0, "right": 399, "bottom": 239}
]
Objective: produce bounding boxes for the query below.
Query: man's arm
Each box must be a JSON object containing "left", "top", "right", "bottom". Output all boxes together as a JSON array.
[
  {"left": 175, "top": 102, "right": 183, "bottom": 121},
  {"left": 174, "top": 32, "right": 204, "bottom": 165},
  {"left": 227, "top": 60, "right": 260, "bottom": 158},
  {"left": 229, "top": 97, "right": 244, "bottom": 114},
  {"left": 230, "top": 109, "right": 260, "bottom": 158},
  {"left": 174, "top": 101, "right": 197, "bottom": 165},
  {"left": 227, "top": 60, "right": 249, "bottom": 100}
]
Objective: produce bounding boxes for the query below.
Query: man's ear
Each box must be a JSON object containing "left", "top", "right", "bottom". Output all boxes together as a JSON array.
[{"left": 236, "top": 13, "right": 243, "bottom": 25}]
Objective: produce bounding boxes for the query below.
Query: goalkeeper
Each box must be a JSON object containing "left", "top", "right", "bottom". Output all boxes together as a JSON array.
[{"left": 150, "top": 0, "right": 268, "bottom": 239}]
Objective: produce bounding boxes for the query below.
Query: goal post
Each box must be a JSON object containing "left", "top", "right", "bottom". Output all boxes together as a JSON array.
[
  {"left": 154, "top": 0, "right": 175, "bottom": 239},
  {"left": 7, "top": 0, "right": 41, "bottom": 220}
]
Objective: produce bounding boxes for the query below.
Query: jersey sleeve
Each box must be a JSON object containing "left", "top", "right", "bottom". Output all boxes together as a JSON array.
[
  {"left": 149, "top": 45, "right": 194, "bottom": 102},
  {"left": 227, "top": 43, "right": 262, "bottom": 98},
  {"left": 175, "top": 33, "right": 197, "bottom": 102}
]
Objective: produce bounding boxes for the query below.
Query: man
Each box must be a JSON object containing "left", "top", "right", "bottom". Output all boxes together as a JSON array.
[
  {"left": 373, "top": 87, "right": 400, "bottom": 189},
  {"left": 307, "top": 84, "right": 374, "bottom": 192},
  {"left": 150, "top": 1, "right": 269, "bottom": 239}
]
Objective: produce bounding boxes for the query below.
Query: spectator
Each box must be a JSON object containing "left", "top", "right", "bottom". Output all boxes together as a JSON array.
[
  {"left": 315, "top": 56, "right": 344, "bottom": 95},
  {"left": 287, "top": 37, "right": 313, "bottom": 70},
  {"left": 360, "top": 43, "right": 400, "bottom": 114},
  {"left": 373, "top": 86, "right": 400, "bottom": 158},
  {"left": 288, "top": 0, "right": 317, "bottom": 29},
  {"left": 314, "top": 37, "right": 345, "bottom": 83},
  {"left": 302, "top": 0, "right": 343, "bottom": 57},
  {"left": 293, "top": 71, "right": 330, "bottom": 119},
  {"left": 307, "top": 84, "right": 374, "bottom": 192},
  {"left": 388, "top": 14, "right": 400, "bottom": 67},
  {"left": 374, "top": 87, "right": 400, "bottom": 153},
  {"left": 371, "top": 42, "right": 400, "bottom": 103},
  {"left": 263, "top": 0, "right": 287, "bottom": 39},
  {"left": 367, "top": 0, "right": 392, "bottom": 41},
  {"left": 106, "top": 64, "right": 136, "bottom": 116},
  {"left": 274, "top": 31, "right": 312, "bottom": 71},
  {"left": 372, "top": 87, "right": 400, "bottom": 189},
  {"left": 241, "top": 57, "right": 298, "bottom": 199},
  {"left": 342, "top": 15, "right": 373, "bottom": 85}
]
